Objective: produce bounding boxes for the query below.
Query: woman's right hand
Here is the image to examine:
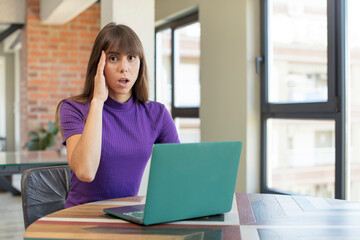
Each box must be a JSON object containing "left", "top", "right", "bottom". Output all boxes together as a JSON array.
[
  {"left": 67, "top": 51, "right": 108, "bottom": 182},
  {"left": 93, "top": 50, "right": 109, "bottom": 102}
]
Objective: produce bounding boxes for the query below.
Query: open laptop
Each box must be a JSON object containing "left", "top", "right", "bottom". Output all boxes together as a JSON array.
[{"left": 103, "top": 141, "right": 242, "bottom": 225}]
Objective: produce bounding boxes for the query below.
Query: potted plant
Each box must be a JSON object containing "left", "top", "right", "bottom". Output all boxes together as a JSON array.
[{"left": 24, "top": 121, "right": 59, "bottom": 151}]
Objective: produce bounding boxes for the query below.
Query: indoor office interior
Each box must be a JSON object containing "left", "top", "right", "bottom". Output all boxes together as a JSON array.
[{"left": 0, "top": 0, "right": 359, "bottom": 238}]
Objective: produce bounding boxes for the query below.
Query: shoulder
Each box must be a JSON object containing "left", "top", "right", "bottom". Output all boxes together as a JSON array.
[
  {"left": 143, "top": 100, "right": 166, "bottom": 110},
  {"left": 135, "top": 100, "right": 170, "bottom": 122},
  {"left": 61, "top": 99, "right": 89, "bottom": 110},
  {"left": 60, "top": 99, "right": 90, "bottom": 116},
  {"left": 140, "top": 101, "right": 169, "bottom": 116}
]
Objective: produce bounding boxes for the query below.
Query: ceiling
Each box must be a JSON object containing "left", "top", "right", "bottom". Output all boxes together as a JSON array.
[
  {"left": 0, "top": 0, "right": 98, "bottom": 45},
  {"left": 0, "top": 0, "right": 25, "bottom": 45}
]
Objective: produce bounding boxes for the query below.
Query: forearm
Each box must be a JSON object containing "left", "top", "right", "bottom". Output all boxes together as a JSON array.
[{"left": 70, "top": 98, "right": 104, "bottom": 182}]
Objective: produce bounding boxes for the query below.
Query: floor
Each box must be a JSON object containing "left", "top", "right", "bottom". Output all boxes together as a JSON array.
[{"left": 0, "top": 174, "right": 25, "bottom": 240}]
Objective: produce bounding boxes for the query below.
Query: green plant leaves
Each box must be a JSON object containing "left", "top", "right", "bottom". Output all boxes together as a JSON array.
[
  {"left": 48, "top": 121, "right": 59, "bottom": 135},
  {"left": 28, "top": 131, "right": 39, "bottom": 140},
  {"left": 24, "top": 120, "right": 59, "bottom": 151},
  {"left": 25, "top": 139, "right": 40, "bottom": 151}
]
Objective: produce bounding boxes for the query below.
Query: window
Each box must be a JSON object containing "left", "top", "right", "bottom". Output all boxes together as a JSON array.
[
  {"left": 155, "top": 12, "right": 200, "bottom": 143},
  {"left": 260, "top": 0, "right": 346, "bottom": 199},
  {"left": 267, "top": 119, "right": 336, "bottom": 198}
]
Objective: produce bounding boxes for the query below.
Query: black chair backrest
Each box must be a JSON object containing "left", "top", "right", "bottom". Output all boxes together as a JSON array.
[{"left": 21, "top": 165, "right": 71, "bottom": 229}]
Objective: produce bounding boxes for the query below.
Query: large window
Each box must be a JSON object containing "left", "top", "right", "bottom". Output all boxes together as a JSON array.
[
  {"left": 260, "top": 0, "right": 346, "bottom": 199},
  {"left": 155, "top": 12, "right": 201, "bottom": 143}
]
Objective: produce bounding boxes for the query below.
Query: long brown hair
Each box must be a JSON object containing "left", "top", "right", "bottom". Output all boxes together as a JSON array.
[{"left": 55, "top": 23, "right": 149, "bottom": 134}]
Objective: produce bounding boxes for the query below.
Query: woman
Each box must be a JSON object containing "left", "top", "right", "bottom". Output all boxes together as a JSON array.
[{"left": 56, "top": 23, "right": 180, "bottom": 208}]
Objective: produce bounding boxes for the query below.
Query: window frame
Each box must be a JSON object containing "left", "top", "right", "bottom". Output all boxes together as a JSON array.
[
  {"left": 155, "top": 11, "right": 199, "bottom": 120},
  {"left": 260, "top": 0, "right": 346, "bottom": 199}
]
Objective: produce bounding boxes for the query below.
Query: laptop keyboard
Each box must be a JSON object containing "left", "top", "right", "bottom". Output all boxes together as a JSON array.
[{"left": 123, "top": 211, "right": 144, "bottom": 219}]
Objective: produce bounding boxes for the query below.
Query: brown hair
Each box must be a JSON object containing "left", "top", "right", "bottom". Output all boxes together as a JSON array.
[{"left": 55, "top": 23, "right": 149, "bottom": 134}]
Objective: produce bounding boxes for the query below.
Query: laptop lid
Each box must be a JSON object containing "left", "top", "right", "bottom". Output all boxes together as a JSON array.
[{"left": 142, "top": 141, "right": 242, "bottom": 225}]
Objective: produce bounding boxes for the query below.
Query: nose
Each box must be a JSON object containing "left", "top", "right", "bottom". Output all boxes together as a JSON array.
[{"left": 118, "top": 56, "right": 128, "bottom": 73}]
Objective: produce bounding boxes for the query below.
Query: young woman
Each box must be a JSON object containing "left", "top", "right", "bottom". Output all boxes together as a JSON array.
[{"left": 56, "top": 23, "right": 180, "bottom": 208}]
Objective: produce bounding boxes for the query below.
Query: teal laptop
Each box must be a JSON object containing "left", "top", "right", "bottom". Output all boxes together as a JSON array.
[{"left": 103, "top": 141, "right": 242, "bottom": 225}]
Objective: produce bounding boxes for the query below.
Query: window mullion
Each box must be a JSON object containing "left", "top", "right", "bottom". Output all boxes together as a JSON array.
[
  {"left": 170, "top": 28, "right": 175, "bottom": 115},
  {"left": 334, "top": 0, "right": 346, "bottom": 200}
]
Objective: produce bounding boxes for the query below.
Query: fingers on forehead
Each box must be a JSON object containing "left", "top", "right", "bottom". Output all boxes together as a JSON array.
[{"left": 97, "top": 52, "right": 106, "bottom": 72}]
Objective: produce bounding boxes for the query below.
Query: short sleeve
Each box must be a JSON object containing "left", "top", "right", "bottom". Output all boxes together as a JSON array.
[
  {"left": 155, "top": 106, "right": 180, "bottom": 144},
  {"left": 59, "top": 100, "right": 89, "bottom": 145}
]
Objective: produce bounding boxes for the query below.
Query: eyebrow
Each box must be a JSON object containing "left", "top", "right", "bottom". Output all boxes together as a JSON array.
[
  {"left": 106, "top": 51, "right": 120, "bottom": 55},
  {"left": 106, "top": 51, "right": 138, "bottom": 57}
]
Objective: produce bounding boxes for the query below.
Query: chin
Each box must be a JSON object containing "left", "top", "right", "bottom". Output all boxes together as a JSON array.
[{"left": 118, "top": 90, "right": 131, "bottom": 95}]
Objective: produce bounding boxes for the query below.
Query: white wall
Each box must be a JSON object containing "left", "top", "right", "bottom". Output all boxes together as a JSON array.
[
  {"left": 155, "top": 0, "right": 261, "bottom": 193},
  {"left": 0, "top": 0, "right": 25, "bottom": 24},
  {"left": 0, "top": 42, "right": 15, "bottom": 151},
  {"left": 14, "top": 49, "right": 21, "bottom": 151},
  {"left": 40, "top": 0, "right": 97, "bottom": 25},
  {"left": 0, "top": 57, "right": 5, "bottom": 139},
  {"left": 155, "top": 0, "right": 199, "bottom": 25}
]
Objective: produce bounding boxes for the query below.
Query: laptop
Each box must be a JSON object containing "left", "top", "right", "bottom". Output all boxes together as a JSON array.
[{"left": 103, "top": 141, "right": 242, "bottom": 225}]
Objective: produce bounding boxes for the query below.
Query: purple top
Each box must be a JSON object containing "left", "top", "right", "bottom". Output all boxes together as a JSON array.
[{"left": 60, "top": 96, "right": 180, "bottom": 207}]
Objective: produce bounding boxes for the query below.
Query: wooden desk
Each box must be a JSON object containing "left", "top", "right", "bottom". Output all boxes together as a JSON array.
[
  {"left": 0, "top": 151, "right": 67, "bottom": 195},
  {"left": 24, "top": 193, "right": 360, "bottom": 239}
]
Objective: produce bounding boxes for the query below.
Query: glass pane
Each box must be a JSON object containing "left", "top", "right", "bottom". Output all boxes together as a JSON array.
[
  {"left": 348, "top": 0, "right": 360, "bottom": 201},
  {"left": 175, "top": 118, "right": 200, "bottom": 143},
  {"left": 174, "top": 22, "right": 201, "bottom": 107},
  {"left": 267, "top": 119, "right": 335, "bottom": 198},
  {"left": 0, "top": 138, "right": 5, "bottom": 151},
  {"left": 268, "top": 0, "right": 328, "bottom": 103},
  {"left": 155, "top": 29, "right": 172, "bottom": 111}
]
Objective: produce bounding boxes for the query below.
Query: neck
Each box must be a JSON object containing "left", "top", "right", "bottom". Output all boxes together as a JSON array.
[{"left": 109, "top": 93, "right": 132, "bottom": 103}]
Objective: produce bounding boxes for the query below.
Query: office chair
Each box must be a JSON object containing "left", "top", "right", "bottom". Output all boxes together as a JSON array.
[{"left": 21, "top": 165, "right": 71, "bottom": 229}]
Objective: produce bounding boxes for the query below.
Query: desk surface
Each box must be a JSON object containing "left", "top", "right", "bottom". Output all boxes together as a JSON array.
[{"left": 24, "top": 193, "right": 360, "bottom": 240}]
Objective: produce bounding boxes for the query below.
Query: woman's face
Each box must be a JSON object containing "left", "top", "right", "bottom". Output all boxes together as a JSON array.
[{"left": 104, "top": 50, "right": 140, "bottom": 103}]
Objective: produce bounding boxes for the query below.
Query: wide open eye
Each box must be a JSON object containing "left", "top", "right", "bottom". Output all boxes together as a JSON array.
[
  {"left": 109, "top": 56, "right": 118, "bottom": 62},
  {"left": 128, "top": 55, "right": 136, "bottom": 61}
]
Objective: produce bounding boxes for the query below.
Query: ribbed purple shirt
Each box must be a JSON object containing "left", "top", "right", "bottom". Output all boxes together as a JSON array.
[{"left": 60, "top": 96, "right": 180, "bottom": 207}]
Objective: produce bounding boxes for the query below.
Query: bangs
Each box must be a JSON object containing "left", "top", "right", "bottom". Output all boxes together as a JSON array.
[{"left": 105, "top": 28, "right": 143, "bottom": 57}]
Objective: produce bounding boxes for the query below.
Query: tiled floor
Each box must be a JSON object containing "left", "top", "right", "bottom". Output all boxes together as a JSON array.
[{"left": 0, "top": 174, "right": 25, "bottom": 240}]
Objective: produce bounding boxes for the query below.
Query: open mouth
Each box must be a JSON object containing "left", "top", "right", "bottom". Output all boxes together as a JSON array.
[
  {"left": 117, "top": 78, "right": 130, "bottom": 87},
  {"left": 118, "top": 79, "right": 129, "bottom": 84}
]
